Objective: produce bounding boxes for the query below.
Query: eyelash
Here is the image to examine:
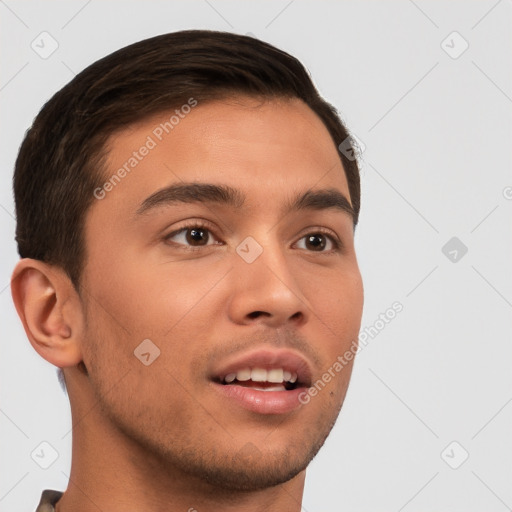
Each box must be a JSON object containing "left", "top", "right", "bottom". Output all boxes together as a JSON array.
[{"left": 163, "top": 221, "right": 342, "bottom": 253}]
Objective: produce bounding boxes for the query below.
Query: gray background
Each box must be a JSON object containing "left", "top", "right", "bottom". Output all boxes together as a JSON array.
[{"left": 1, "top": 1, "right": 511, "bottom": 510}]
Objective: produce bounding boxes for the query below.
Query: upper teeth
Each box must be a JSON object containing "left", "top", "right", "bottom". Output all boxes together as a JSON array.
[{"left": 224, "top": 368, "right": 297, "bottom": 384}]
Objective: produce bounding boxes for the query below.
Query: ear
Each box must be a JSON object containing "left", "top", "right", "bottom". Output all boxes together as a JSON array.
[{"left": 11, "top": 259, "right": 84, "bottom": 368}]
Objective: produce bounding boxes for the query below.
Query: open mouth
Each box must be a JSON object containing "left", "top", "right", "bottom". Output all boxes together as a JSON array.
[
  {"left": 214, "top": 367, "right": 304, "bottom": 391},
  {"left": 209, "top": 350, "right": 313, "bottom": 414}
]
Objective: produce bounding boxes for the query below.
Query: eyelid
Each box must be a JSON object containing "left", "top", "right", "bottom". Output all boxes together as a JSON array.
[{"left": 164, "top": 219, "right": 216, "bottom": 237}]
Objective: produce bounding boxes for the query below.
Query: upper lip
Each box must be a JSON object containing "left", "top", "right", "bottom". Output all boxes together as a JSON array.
[{"left": 210, "top": 348, "right": 313, "bottom": 387}]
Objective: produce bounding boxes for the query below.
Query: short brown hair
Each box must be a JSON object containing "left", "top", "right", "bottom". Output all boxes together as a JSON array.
[{"left": 14, "top": 29, "right": 360, "bottom": 289}]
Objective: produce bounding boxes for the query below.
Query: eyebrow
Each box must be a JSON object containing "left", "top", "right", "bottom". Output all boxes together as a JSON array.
[{"left": 136, "top": 182, "right": 355, "bottom": 222}]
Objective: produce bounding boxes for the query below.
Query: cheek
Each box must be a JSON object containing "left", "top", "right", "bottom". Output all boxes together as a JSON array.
[
  {"left": 80, "top": 258, "right": 221, "bottom": 400},
  {"left": 85, "top": 254, "right": 225, "bottom": 340},
  {"left": 82, "top": 293, "right": 201, "bottom": 429},
  {"left": 307, "top": 267, "right": 363, "bottom": 336}
]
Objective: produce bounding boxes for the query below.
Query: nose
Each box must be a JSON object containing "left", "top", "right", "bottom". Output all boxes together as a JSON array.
[{"left": 226, "top": 240, "right": 309, "bottom": 329}]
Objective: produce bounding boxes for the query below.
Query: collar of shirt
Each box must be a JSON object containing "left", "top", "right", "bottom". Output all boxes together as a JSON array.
[{"left": 35, "top": 490, "right": 63, "bottom": 512}]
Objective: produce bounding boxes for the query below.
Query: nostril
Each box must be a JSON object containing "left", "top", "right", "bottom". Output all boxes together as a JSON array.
[{"left": 247, "top": 311, "right": 267, "bottom": 319}]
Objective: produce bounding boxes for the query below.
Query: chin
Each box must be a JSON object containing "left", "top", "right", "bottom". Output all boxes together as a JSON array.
[
  {"left": 190, "top": 449, "right": 310, "bottom": 492},
  {"left": 173, "top": 429, "right": 331, "bottom": 493}
]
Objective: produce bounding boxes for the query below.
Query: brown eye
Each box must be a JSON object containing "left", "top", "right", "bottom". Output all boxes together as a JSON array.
[
  {"left": 295, "top": 232, "right": 339, "bottom": 252},
  {"left": 165, "top": 224, "right": 221, "bottom": 248},
  {"left": 185, "top": 227, "right": 210, "bottom": 245},
  {"left": 305, "top": 234, "right": 326, "bottom": 251}
]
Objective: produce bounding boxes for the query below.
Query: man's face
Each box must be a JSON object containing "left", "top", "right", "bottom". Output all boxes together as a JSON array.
[{"left": 79, "top": 96, "right": 363, "bottom": 490}]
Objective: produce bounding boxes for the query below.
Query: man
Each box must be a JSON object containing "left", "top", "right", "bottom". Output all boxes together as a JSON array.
[{"left": 11, "top": 30, "right": 363, "bottom": 511}]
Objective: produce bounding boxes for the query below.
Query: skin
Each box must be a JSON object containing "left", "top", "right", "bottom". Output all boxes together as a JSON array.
[{"left": 12, "top": 96, "right": 364, "bottom": 512}]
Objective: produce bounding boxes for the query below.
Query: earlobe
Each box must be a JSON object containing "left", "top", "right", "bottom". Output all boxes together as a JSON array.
[{"left": 11, "top": 259, "right": 84, "bottom": 369}]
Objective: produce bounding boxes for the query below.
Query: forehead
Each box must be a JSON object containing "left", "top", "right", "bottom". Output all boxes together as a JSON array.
[{"left": 94, "top": 96, "right": 350, "bottom": 219}]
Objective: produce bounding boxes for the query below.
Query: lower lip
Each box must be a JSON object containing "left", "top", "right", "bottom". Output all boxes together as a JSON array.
[{"left": 211, "top": 382, "right": 306, "bottom": 415}]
